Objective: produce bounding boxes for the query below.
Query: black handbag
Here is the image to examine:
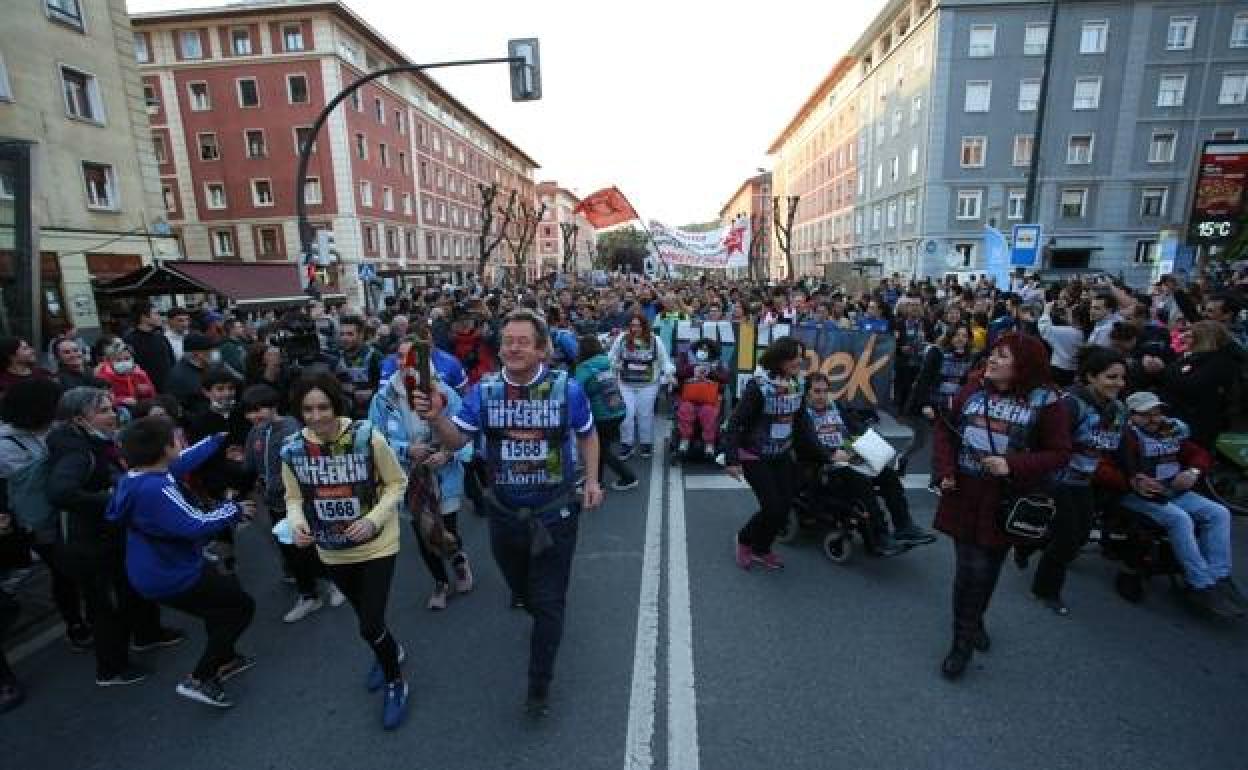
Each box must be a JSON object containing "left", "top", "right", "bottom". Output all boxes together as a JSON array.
[{"left": 981, "top": 391, "right": 1057, "bottom": 541}]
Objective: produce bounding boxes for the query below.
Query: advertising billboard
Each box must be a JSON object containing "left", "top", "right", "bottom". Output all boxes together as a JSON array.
[{"left": 1188, "top": 141, "right": 1248, "bottom": 245}]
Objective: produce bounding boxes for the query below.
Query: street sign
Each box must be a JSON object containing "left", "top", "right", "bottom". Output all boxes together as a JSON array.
[
  {"left": 357, "top": 263, "right": 376, "bottom": 280},
  {"left": 1011, "top": 224, "right": 1042, "bottom": 266}
]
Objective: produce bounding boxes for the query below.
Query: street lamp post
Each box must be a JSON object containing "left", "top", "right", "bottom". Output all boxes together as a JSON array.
[{"left": 294, "top": 43, "right": 540, "bottom": 295}]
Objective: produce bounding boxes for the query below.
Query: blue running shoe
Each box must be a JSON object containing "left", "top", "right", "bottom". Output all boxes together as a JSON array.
[
  {"left": 382, "top": 680, "right": 409, "bottom": 730},
  {"left": 365, "top": 644, "right": 406, "bottom": 692}
]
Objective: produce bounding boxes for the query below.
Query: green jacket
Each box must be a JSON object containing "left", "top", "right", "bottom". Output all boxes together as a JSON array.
[
  {"left": 219, "top": 337, "right": 247, "bottom": 374},
  {"left": 574, "top": 353, "right": 627, "bottom": 422}
]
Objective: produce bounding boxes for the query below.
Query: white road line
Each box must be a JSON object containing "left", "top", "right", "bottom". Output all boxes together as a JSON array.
[
  {"left": 667, "top": 460, "right": 700, "bottom": 770},
  {"left": 683, "top": 474, "right": 749, "bottom": 491},
  {"left": 623, "top": 423, "right": 666, "bottom": 770}
]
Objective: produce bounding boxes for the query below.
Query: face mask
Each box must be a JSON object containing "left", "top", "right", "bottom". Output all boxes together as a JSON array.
[
  {"left": 694, "top": 350, "right": 709, "bottom": 362},
  {"left": 113, "top": 360, "right": 135, "bottom": 374}
]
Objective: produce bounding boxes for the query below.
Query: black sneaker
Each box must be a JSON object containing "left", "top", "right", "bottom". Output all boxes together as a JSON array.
[
  {"left": 611, "top": 478, "right": 640, "bottom": 491},
  {"left": 510, "top": 594, "right": 528, "bottom": 610},
  {"left": 175, "top": 676, "right": 232, "bottom": 708},
  {"left": 66, "top": 622, "right": 93, "bottom": 653},
  {"left": 1186, "top": 586, "right": 1240, "bottom": 619},
  {"left": 525, "top": 682, "right": 550, "bottom": 718},
  {"left": 893, "top": 525, "right": 936, "bottom": 546},
  {"left": 96, "top": 666, "right": 148, "bottom": 687},
  {"left": 971, "top": 626, "right": 991, "bottom": 652},
  {"left": 0, "top": 678, "right": 23, "bottom": 714},
  {"left": 131, "top": 627, "right": 186, "bottom": 652},
  {"left": 216, "top": 654, "right": 257, "bottom": 683},
  {"left": 871, "top": 533, "right": 906, "bottom": 558},
  {"left": 1217, "top": 577, "right": 1248, "bottom": 612},
  {"left": 940, "top": 642, "right": 973, "bottom": 680}
]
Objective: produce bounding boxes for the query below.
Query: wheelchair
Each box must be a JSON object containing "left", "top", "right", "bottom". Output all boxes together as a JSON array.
[
  {"left": 667, "top": 385, "right": 728, "bottom": 466},
  {"left": 1092, "top": 496, "right": 1183, "bottom": 603},
  {"left": 774, "top": 462, "right": 893, "bottom": 565}
]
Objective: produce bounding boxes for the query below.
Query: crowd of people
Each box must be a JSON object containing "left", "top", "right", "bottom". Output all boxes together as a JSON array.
[{"left": 0, "top": 261, "right": 1244, "bottom": 720}]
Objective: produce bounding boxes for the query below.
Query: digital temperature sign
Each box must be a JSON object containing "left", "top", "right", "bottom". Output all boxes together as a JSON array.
[{"left": 1188, "top": 141, "right": 1248, "bottom": 245}]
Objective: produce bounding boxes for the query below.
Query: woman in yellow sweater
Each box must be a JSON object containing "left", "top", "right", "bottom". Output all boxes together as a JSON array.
[{"left": 280, "top": 372, "right": 409, "bottom": 730}]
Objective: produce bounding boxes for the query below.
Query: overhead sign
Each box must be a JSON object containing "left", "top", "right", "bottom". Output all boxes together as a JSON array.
[
  {"left": 650, "top": 217, "right": 750, "bottom": 270},
  {"left": 1011, "top": 224, "right": 1042, "bottom": 266},
  {"left": 1188, "top": 140, "right": 1248, "bottom": 245}
]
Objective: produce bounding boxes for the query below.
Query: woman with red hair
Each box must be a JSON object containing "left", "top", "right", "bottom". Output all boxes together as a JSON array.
[
  {"left": 607, "top": 314, "right": 674, "bottom": 459},
  {"left": 931, "top": 332, "right": 1071, "bottom": 680}
]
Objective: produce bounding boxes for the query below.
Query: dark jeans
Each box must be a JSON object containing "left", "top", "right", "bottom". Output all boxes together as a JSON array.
[
  {"left": 68, "top": 551, "right": 161, "bottom": 678},
  {"left": 894, "top": 363, "right": 919, "bottom": 412},
  {"left": 823, "top": 466, "right": 914, "bottom": 538},
  {"left": 1030, "top": 484, "right": 1093, "bottom": 601},
  {"left": 596, "top": 417, "right": 636, "bottom": 485},
  {"left": 415, "top": 512, "right": 463, "bottom": 584},
  {"left": 269, "top": 504, "right": 327, "bottom": 598},
  {"left": 488, "top": 508, "right": 580, "bottom": 688},
  {"left": 738, "top": 458, "right": 798, "bottom": 555},
  {"left": 162, "top": 569, "right": 255, "bottom": 681},
  {"left": 0, "top": 590, "right": 17, "bottom": 682},
  {"left": 31, "top": 543, "right": 83, "bottom": 628},
  {"left": 952, "top": 542, "right": 1008, "bottom": 644},
  {"left": 325, "top": 555, "right": 401, "bottom": 683}
]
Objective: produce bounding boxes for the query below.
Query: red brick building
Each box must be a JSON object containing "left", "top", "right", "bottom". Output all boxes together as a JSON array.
[
  {"left": 535, "top": 181, "right": 597, "bottom": 278},
  {"left": 132, "top": 1, "right": 539, "bottom": 303}
]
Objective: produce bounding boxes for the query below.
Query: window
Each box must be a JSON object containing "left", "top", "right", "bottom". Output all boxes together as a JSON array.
[
  {"left": 872, "top": 205, "right": 882, "bottom": 231},
  {"left": 1233, "top": 13, "right": 1248, "bottom": 48},
  {"left": 1213, "top": 129, "right": 1238, "bottom": 141},
  {"left": 197, "top": 132, "right": 219, "bottom": 161},
  {"left": 1157, "top": 74, "right": 1187, "bottom": 107},
  {"left": 891, "top": 109, "right": 902, "bottom": 136},
  {"left": 282, "top": 24, "right": 304, "bottom": 52},
  {"left": 180, "top": 30, "right": 203, "bottom": 60},
  {"left": 395, "top": 110, "right": 405, "bottom": 134},
  {"left": 1149, "top": 131, "right": 1176, "bottom": 163},
  {"left": 914, "top": 42, "right": 926, "bottom": 68},
  {"left": 212, "top": 230, "right": 235, "bottom": 258},
  {"left": 1073, "top": 77, "right": 1101, "bottom": 110},
  {"left": 60, "top": 66, "right": 104, "bottom": 123},
  {"left": 386, "top": 228, "right": 398, "bottom": 255},
  {"left": 142, "top": 84, "right": 159, "bottom": 111},
  {"left": 886, "top": 200, "right": 898, "bottom": 228},
  {"left": 855, "top": 212, "right": 863, "bottom": 235},
  {"left": 287, "top": 74, "right": 308, "bottom": 104},
  {"left": 422, "top": 197, "right": 432, "bottom": 220},
  {"left": 244, "top": 129, "right": 266, "bottom": 158},
  {"left": 46, "top": 0, "right": 83, "bottom": 31},
  {"left": 295, "top": 126, "right": 316, "bottom": 154},
  {"left": 355, "top": 133, "right": 367, "bottom": 160},
  {"left": 161, "top": 184, "right": 176, "bottom": 213},
  {"left": 350, "top": 89, "right": 361, "bottom": 111},
  {"left": 188, "top": 82, "right": 210, "bottom": 111},
  {"left": 439, "top": 202, "right": 447, "bottom": 224},
  {"left": 432, "top": 131, "right": 441, "bottom": 153},
  {"left": 969, "top": 25, "right": 996, "bottom": 57},
  {"left": 251, "top": 179, "right": 273, "bottom": 206},
  {"left": 960, "top": 136, "right": 986, "bottom": 168},
  {"left": 441, "top": 235, "right": 450, "bottom": 259},
  {"left": 1013, "top": 134, "right": 1034, "bottom": 166},
  {"left": 956, "top": 190, "right": 982, "bottom": 220},
  {"left": 359, "top": 180, "right": 372, "bottom": 207},
  {"left": 1060, "top": 188, "right": 1087, "bottom": 217},
  {"left": 382, "top": 186, "right": 394, "bottom": 212},
  {"left": 875, "top": 121, "right": 885, "bottom": 147},
  {"left": 134, "top": 33, "right": 150, "bottom": 63},
  {"left": 890, "top": 156, "right": 900, "bottom": 181},
  {"left": 303, "top": 177, "right": 321, "bottom": 204},
  {"left": 402, "top": 193, "right": 412, "bottom": 216},
  {"left": 1007, "top": 190, "right": 1026, "bottom": 220},
  {"left": 1067, "top": 134, "right": 1093, "bottom": 164},
  {"left": 257, "top": 227, "right": 281, "bottom": 258},
  {"left": 910, "top": 95, "right": 922, "bottom": 125},
  {"left": 237, "top": 79, "right": 259, "bottom": 108},
  {"left": 1140, "top": 187, "right": 1167, "bottom": 218},
  {"left": 1135, "top": 240, "right": 1158, "bottom": 264},
  {"left": 875, "top": 163, "right": 883, "bottom": 189},
  {"left": 81, "top": 162, "right": 117, "bottom": 210},
  {"left": 1018, "top": 79, "right": 1040, "bottom": 112},
  {"left": 205, "top": 182, "right": 226, "bottom": 209},
  {"left": 909, "top": 145, "right": 919, "bottom": 175},
  {"left": 152, "top": 134, "right": 167, "bottom": 164},
  {"left": 374, "top": 97, "right": 384, "bottom": 123},
  {"left": 379, "top": 143, "right": 389, "bottom": 168},
  {"left": 1167, "top": 16, "right": 1196, "bottom": 51},
  {"left": 419, "top": 162, "right": 429, "bottom": 185},
  {"left": 399, "top": 151, "right": 408, "bottom": 174},
  {"left": 1080, "top": 21, "right": 1108, "bottom": 54},
  {"left": 0, "top": 50, "right": 10, "bottom": 102},
  {"left": 964, "top": 80, "right": 991, "bottom": 112},
  {"left": 1024, "top": 23, "right": 1049, "bottom": 56},
  {"left": 904, "top": 194, "right": 917, "bottom": 225},
  {"left": 231, "top": 28, "right": 252, "bottom": 56},
  {"left": 1219, "top": 72, "right": 1248, "bottom": 105},
  {"left": 362, "top": 225, "right": 377, "bottom": 253}
]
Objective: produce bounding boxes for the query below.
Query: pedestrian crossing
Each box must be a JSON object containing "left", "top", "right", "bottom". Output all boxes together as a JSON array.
[{"left": 682, "top": 473, "right": 935, "bottom": 492}]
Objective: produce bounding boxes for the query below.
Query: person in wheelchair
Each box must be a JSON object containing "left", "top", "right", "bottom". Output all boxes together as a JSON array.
[
  {"left": 804, "top": 373, "right": 935, "bottom": 556},
  {"left": 673, "top": 338, "right": 730, "bottom": 458},
  {"left": 1120, "top": 391, "right": 1245, "bottom": 618}
]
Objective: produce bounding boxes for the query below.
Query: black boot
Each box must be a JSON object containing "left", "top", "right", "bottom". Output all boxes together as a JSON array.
[
  {"left": 941, "top": 640, "right": 973, "bottom": 680},
  {"left": 971, "top": 625, "right": 991, "bottom": 652}
]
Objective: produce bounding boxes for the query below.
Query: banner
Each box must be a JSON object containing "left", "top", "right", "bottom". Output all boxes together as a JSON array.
[
  {"left": 656, "top": 320, "right": 894, "bottom": 408},
  {"left": 649, "top": 217, "right": 750, "bottom": 270},
  {"left": 574, "top": 186, "right": 640, "bottom": 229}
]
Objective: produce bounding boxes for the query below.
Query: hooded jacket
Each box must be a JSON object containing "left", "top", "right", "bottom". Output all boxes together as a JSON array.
[{"left": 368, "top": 372, "right": 470, "bottom": 507}]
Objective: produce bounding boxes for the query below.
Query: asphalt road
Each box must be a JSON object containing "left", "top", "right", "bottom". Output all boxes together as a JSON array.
[{"left": 2, "top": 422, "right": 1245, "bottom": 770}]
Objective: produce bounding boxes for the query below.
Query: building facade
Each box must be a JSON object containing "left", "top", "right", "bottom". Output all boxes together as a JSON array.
[
  {"left": 535, "top": 181, "right": 596, "bottom": 278},
  {"left": 132, "top": 0, "right": 539, "bottom": 303},
  {"left": 767, "top": 0, "right": 1248, "bottom": 284},
  {"left": 0, "top": 0, "right": 180, "bottom": 336},
  {"left": 717, "top": 171, "right": 771, "bottom": 280}
]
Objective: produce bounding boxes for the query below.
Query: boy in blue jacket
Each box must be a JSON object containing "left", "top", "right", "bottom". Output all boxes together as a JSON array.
[{"left": 106, "top": 416, "right": 257, "bottom": 709}]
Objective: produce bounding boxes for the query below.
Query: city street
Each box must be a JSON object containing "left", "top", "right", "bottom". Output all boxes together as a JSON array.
[{"left": 2, "top": 421, "right": 1245, "bottom": 770}]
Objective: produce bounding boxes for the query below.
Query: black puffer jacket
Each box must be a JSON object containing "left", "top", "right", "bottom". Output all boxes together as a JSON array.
[
  {"left": 1162, "top": 347, "right": 1240, "bottom": 448},
  {"left": 46, "top": 422, "right": 124, "bottom": 563}
]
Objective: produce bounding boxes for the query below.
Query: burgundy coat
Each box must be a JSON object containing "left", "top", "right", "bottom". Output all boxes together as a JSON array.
[{"left": 931, "top": 374, "right": 1072, "bottom": 547}]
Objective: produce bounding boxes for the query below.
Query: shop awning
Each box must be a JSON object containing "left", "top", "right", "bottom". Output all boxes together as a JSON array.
[
  {"left": 94, "top": 264, "right": 214, "bottom": 296},
  {"left": 95, "top": 261, "right": 315, "bottom": 307}
]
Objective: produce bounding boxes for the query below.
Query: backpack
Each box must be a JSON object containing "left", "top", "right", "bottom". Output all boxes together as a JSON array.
[{"left": 4, "top": 436, "right": 58, "bottom": 541}]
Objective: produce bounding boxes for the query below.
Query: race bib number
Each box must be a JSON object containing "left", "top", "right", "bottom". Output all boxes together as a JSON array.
[
  {"left": 315, "top": 497, "right": 362, "bottom": 521},
  {"left": 770, "top": 422, "right": 793, "bottom": 440},
  {"left": 1154, "top": 462, "right": 1180, "bottom": 481},
  {"left": 501, "top": 439, "right": 549, "bottom": 462},
  {"left": 626, "top": 362, "right": 649, "bottom": 372}
]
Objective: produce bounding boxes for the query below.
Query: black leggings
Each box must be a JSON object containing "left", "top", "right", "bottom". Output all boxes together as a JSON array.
[
  {"left": 163, "top": 570, "right": 255, "bottom": 681},
  {"left": 1029, "top": 484, "right": 1093, "bottom": 601},
  {"left": 596, "top": 417, "right": 636, "bottom": 484},
  {"left": 952, "top": 542, "right": 1008, "bottom": 644},
  {"left": 325, "top": 555, "right": 401, "bottom": 683},
  {"left": 31, "top": 543, "right": 83, "bottom": 628},
  {"left": 0, "top": 590, "right": 17, "bottom": 683},
  {"left": 414, "top": 512, "right": 463, "bottom": 584},
  {"left": 269, "top": 505, "right": 327, "bottom": 599},
  {"left": 738, "top": 458, "right": 798, "bottom": 555}
]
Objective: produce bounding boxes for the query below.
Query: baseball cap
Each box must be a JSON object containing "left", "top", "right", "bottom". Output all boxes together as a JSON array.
[{"left": 1125, "top": 391, "right": 1164, "bottom": 414}]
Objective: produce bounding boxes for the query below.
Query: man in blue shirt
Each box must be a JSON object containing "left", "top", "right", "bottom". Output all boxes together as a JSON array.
[
  {"left": 412, "top": 308, "right": 601, "bottom": 718},
  {"left": 857, "top": 299, "right": 891, "bottom": 334}
]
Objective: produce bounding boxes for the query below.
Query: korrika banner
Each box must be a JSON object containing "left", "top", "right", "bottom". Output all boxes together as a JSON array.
[{"left": 649, "top": 217, "right": 751, "bottom": 270}]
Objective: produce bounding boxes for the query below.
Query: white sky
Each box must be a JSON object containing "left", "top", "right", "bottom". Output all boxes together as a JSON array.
[{"left": 128, "top": 0, "right": 888, "bottom": 225}]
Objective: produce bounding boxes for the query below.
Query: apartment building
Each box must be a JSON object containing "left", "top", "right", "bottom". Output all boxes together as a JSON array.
[
  {"left": 768, "top": 0, "right": 1248, "bottom": 283},
  {"left": 535, "top": 182, "right": 596, "bottom": 278},
  {"left": 0, "top": 0, "right": 179, "bottom": 335},
  {"left": 132, "top": 0, "right": 538, "bottom": 302}
]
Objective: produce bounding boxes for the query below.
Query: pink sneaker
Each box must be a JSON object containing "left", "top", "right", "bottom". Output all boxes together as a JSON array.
[
  {"left": 752, "top": 551, "right": 784, "bottom": 571},
  {"left": 734, "top": 539, "right": 753, "bottom": 571}
]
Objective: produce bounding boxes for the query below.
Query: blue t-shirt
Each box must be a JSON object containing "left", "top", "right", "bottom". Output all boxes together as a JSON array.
[
  {"left": 452, "top": 365, "right": 594, "bottom": 511},
  {"left": 379, "top": 348, "right": 467, "bottom": 391},
  {"left": 857, "top": 316, "right": 890, "bottom": 334}
]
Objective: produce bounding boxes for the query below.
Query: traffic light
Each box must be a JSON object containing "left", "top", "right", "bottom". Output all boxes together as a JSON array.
[
  {"left": 508, "top": 39, "right": 541, "bottom": 101},
  {"left": 315, "top": 230, "right": 339, "bottom": 265}
]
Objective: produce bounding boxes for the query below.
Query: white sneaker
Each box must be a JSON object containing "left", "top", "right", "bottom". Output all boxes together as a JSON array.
[
  {"left": 283, "top": 596, "right": 323, "bottom": 623},
  {"left": 326, "top": 583, "right": 347, "bottom": 607},
  {"left": 678, "top": 439, "right": 690, "bottom": 453}
]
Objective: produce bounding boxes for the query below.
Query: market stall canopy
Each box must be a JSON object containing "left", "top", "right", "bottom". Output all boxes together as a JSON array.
[{"left": 95, "top": 261, "right": 314, "bottom": 306}]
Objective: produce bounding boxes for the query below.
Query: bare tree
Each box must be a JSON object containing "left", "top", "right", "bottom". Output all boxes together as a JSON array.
[
  {"left": 559, "top": 222, "right": 579, "bottom": 274},
  {"left": 476, "top": 182, "right": 516, "bottom": 283},
  {"left": 772, "top": 195, "right": 800, "bottom": 280},
  {"left": 748, "top": 212, "right": 768, "bottom": 283},
  {"left": 499, "top": 200, "right": 547, "bottom": 286}
]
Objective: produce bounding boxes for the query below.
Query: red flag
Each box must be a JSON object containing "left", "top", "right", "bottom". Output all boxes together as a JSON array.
[{"left": 573, "top": 186, "right": 640, "bottom": 229}]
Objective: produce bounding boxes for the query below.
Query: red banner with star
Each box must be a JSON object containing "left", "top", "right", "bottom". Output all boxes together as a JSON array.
[{"left": 573, "top": 186, "right": 640, "bottom": 229}]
